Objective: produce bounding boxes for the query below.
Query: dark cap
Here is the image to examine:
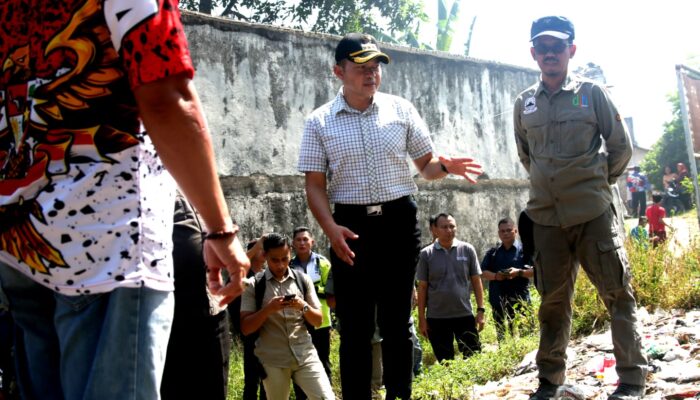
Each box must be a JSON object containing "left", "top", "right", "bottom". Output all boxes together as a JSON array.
[
  {"left": 530, "top": 16, "right": 575, "bottom": 42},
  {"left": 335, "top": 33, "right": 390, "bottom": 64}
]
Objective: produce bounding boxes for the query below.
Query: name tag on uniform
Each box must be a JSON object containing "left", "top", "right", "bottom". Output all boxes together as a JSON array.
[{"left": 456, "top": 256, "right": 468, "bottom": 261}]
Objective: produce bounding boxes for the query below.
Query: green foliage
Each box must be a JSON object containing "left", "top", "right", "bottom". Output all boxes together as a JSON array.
[
  {"left": 412, "top": 330, "right": 538, "bottom": 399},
  {"left": 180, "top": 0, "right": 427, "bottom": 38},
  {"left": 226, "top": 337, "right": 246, "bottom": 398},
  {"left": 627, "top": 214, "right": 700, "bottom": 310},
  {"left": 570, "top": 212, "right": 700, "bottom": 337},
  {"left": 435, "top": 0, "right": 460, "bottom": 52},
  {"left": 640, "top": 92, "right": 695, "bottom": 190}
]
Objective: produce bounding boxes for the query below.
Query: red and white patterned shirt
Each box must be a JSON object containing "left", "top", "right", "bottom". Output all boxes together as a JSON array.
[{"left": 0, "top": 0, "right": 194, "bottom": 294}]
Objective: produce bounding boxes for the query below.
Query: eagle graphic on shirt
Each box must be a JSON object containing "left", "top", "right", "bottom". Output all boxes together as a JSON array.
[{"left": 0, "top": 0, "right": 143, "bottom": 274}]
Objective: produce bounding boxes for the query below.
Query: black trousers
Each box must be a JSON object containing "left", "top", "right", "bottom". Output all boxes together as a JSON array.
[
  {"left": 331, "top": 196, "right": 421, "bottom": 400},
  {"left": 631, "top": 191, "right": 646, "bottom": 218},
  {"left": 492, "top": 296, "right": 531, "bottom": 341},
  {"left": 293, "top": 327, "right": 331, "bottom": 400},
  {"left": 161, "top": 194, "right": 232, "bottom": 400},
  {"left": 426, "top": 316, "right": 480, "bottom": 362}
]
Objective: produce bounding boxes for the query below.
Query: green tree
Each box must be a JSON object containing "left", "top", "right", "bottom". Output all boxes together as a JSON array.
[
  {"left": 179, "top": 0, "right": 426, "bottom": 38},
  {"left": 641, "top": 92, "right": 695, "bottom": 190},
  {"left": 436, "top": 0, "right": 460, "bottom": 51}
]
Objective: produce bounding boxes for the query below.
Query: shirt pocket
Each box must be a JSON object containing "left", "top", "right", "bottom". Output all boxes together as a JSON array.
[
  {"left": 552, "top": 108, "right": 598, "bottom": 158},
  {"left": 320, "top": 116, "right": 362, "bottom": 161},
  {"left": 520, "top": 111, "right": 549, "bottom": 157},
  {"left": 377, "top": 120, "right": 407, "bottom": 157}
]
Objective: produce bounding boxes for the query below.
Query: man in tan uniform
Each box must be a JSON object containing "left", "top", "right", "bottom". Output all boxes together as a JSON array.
[{"left": 513, "top": 16, "right": 647, "bottom": 400}]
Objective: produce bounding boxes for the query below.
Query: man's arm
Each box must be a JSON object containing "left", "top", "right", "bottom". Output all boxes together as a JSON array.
[
  {"left": 592, "top": 85, "right": 632, "bottom": 182},
  {"left": 134, "top": 73, "right": 249, "bottom": 303},
  {"left": 417, "top": 280, "right": 429, "bottom": 338},
  {"left": 246, "top": 234, "right": 266, "bottom": 261},
  {"left": 413, "top": 153, "right": 483, "bottom": 183},
  {"left": 513, "top": 97, "right": 531, "bottom": 173},
  {"left": 240, "top": 295, "right": 288, "bottom": 336},
  {"left": 470, "top": 274, "right": 485, "bottom": 331},
  {"left": 297, "top": 275, "right": 323, "bottom": 328},
  {"left": 304, "top": 172, "right": 358, "bottom": 265},
  {"left": 480, "top": 249, "right": 501, "bottom": 281}
]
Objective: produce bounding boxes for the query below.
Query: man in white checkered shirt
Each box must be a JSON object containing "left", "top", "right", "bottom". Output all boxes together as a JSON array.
[{"left": 297, "top": 32, "right": 483, "bottom": 400}]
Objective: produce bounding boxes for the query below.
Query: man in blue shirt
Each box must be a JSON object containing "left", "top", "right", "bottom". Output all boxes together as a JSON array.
[
  {"left": 481, "top": 217, "right": 533, "bottom": 341},
  {"left": 626, "top": 166, "right": 649, "bottom": 218}
]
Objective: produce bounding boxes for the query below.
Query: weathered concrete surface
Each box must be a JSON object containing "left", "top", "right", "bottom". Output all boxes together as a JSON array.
[{"left": 181, "top": 11, "right": 538, "bottom": 255}]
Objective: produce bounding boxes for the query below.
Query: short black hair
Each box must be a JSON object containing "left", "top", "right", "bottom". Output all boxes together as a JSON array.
[
  {"left": 292, "top": 226, "right": 312, "bottom": 239},
  {"left": 246, "top": 239, "right": 258, "bottom": 251},
  {"left": 434, "top": 213, "right": 453, "bottom": 225},
  {"left": 652, "top": 193, "right": 663, "bottom": 203},
  {"left": 263, "top": 233, "right": 290, "bottom": 252},
  {"left": 498, "top": 217, "right": 514, "bottom": 227}
]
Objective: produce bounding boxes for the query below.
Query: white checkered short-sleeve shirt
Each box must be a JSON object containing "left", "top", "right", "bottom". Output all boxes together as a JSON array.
[{"left": 298, "top": 89, "right": 434, "bottom": 205}]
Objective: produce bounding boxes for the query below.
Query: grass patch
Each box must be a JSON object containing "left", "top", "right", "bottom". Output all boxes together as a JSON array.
[{"left": 226, "top": 210, "right": 700, "bottom": 399}]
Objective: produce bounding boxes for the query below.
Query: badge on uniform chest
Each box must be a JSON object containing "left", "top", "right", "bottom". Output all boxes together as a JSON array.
[{"left": 523, "top": 96, "right": 537, "bottom": 115}]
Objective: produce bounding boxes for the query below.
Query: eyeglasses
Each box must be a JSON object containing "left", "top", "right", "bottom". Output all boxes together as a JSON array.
[{"left": 533, "top": 41, "right": 569, "bottom": 55}]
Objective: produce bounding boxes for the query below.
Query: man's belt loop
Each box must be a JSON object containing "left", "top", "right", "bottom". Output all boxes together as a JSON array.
[{"left": 366, "top": 205, "right": 383, "bottom": 216}]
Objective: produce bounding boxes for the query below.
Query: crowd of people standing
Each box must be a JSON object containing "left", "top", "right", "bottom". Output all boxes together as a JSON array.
[{"left": 0, "top": 3, "right": 653, "bottom": 400}]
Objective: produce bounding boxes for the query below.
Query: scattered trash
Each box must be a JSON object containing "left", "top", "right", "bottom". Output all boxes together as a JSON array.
[
  {"left": 554, "top": 384, "right": 586, "bottom": 400},
  {"left": 471, "top": 307, "right": 700, "bottom": 399}
]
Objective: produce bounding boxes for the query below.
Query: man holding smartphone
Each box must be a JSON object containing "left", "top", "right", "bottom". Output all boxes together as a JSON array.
[
  {"left": 480, "top": 217, "right": 533, "bottom": 342},
  {"left": 240, "top": 233, "right": 334, "bottom": 400}
]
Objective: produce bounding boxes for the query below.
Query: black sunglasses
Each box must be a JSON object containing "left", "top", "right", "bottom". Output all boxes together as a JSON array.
[{"left": 533, "top": 41, "right": 569, "bottom": 55}]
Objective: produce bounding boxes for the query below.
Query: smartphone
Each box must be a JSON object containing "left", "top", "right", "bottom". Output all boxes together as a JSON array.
[{"left": 283, "top": 294, "right": 295, "bottom": 302}]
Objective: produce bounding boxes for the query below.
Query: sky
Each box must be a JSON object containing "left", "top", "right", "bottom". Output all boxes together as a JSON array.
[{"left": 421, "top": 0, "right": 700, "bottom": 148}]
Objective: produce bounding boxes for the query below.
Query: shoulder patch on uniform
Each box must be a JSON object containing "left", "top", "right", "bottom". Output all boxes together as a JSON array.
[{"left": 523, "top": 96, "right": 537, "bottom": 115}]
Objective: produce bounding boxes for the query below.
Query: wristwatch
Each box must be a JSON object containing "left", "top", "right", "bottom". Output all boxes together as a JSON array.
[
  {"left": 476, "top": 307, "right": 486, "bottom": 313},
  {"left": 302, "top": 304, "right": 310, "bottom": 314}
]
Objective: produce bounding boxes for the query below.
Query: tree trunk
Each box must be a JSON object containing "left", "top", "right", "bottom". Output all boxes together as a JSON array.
[{"left": 199, "top": 0, "right": 212, "bottom": 14}]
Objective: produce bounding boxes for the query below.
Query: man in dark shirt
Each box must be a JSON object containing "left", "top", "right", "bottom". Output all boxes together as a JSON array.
[{"left": 481, "top": 218, "right": 533, "bottom": 342}]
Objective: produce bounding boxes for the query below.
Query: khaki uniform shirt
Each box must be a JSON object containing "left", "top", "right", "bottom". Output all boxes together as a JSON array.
[
  {"left": 240, "top": 268, "right": 321, "bottom": 368},
  {"left": 514, "top": 75, "right": 632, "bottom": 228}
]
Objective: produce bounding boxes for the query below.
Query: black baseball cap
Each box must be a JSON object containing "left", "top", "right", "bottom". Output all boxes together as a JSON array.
[
  {"left": 530, "top": 16, "right": 575, "bottom": 42},
  {"left": 335, "top": 33, "right": 390, "bottom": 64}
]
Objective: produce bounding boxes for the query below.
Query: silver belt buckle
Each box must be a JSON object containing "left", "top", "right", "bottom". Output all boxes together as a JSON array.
[{"left": 366, "top": 205, "right": 383, "bottom": 216}]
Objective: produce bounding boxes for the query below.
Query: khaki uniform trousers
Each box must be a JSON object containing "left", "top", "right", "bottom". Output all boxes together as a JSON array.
[
  {"left": 532, "top": 206, "right": 647, "bottom": 386},
  {"left": 261, "top": 355, "right": 334, "bottom": 400}
]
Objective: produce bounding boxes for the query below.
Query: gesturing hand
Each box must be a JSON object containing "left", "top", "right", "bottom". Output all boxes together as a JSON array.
[
  {"left": 328, "top": 223, "right": 359, "bottom": 266},
  {"left": 205, "top": 234, "right": 251, "bottom": 306},
  {"left": 439, "top": 155, "right": 483, "bottom": 183}
]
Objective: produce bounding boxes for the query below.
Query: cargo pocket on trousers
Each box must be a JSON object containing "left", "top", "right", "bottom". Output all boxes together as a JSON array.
[
  {"left": 532, "top": 250, "right": 545, "bottom": 295},
  {"left": 596, "top": 236, "right": 631, "bottom": 292}
]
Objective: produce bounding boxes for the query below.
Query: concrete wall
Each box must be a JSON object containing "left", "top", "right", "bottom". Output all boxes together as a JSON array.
[{"left": 181, "top": 11, "right": 539, "bottom": 255}]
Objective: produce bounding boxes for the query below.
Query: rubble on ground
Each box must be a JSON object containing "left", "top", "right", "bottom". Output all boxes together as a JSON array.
[{"left": 472, "top": 308, "right": 700, "bottom": 399}]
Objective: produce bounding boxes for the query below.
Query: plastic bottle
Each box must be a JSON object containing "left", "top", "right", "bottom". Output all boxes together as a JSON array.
[{"left": 602, "top": 354, "right": 618, "bottom": 385}]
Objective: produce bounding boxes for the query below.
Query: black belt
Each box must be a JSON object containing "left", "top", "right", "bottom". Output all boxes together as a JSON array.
[{"left": 334, "top": 195, "right": 413, "bottom": 217}]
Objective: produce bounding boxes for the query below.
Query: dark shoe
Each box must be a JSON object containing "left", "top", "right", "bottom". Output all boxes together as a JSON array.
[
  {"left": 608, "top": 383, "right": 645, "bottom": 400},
  {"left": 529, "top": 379, "right": 559, "bottom": 400}
]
